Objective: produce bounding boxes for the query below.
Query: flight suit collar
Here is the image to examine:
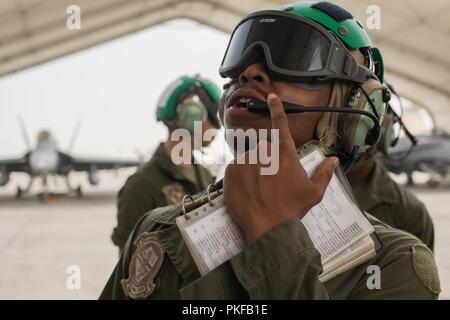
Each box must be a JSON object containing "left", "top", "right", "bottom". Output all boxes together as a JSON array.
[
  {"left": 152, "top": 143, "right": 190, "bottom": 182},
  {"left": 156, "top": 224, "right": 201, "bottom": 283},
  {"left": 146, "top": 204, "right": 183, "bottom": 225},
  {"left": 356, "top": 159, "right": 397, "bottom": 211},
  {"left": 145, "top": 186, "right": 215, "bottom": 226},
  {"left": 151, "top": 143, "right": 210, "bottom": 189}
]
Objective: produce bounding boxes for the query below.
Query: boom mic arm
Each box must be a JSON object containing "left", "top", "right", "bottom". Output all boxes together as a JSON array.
[{"left": 246, "top": 99, "right": 381, "bottom": 145}]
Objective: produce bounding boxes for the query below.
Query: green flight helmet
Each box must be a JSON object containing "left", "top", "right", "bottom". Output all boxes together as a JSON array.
[
  {"left": 279, "top": 1, "right": 384, "bottom": 82},
  {"left": 156, "top": 74, "right": 222, "bottom": 131},
  {"left": 278, "top": 2, "right": 389, "bottom": 170}
]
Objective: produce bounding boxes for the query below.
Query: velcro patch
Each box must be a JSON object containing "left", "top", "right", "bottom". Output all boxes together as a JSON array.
[
  {"left": 412, "top": 244, "right": 441, "bottom": 295},
  {"left": 121, "top": 232, "right": 165, "bottom": 299},
  {"left": 162, "top": 183, "right": 186, "bottom": 205}
]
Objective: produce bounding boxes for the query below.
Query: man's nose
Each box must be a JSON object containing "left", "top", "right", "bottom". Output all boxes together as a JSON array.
[{"left": 239, "top": 63, "right": 271, "bottom": 86}]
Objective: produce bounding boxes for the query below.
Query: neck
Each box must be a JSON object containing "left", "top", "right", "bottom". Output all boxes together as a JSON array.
[
  {"left": 346, "top": 158, "right": 376, "bottom": 191},
  {"left": 163, "top": 139, "right": 177, "bottom": 157}
]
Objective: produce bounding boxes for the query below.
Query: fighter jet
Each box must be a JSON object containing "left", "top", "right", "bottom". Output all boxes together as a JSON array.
[
  {"left": 382, "top": 132, "right": 450, "bottom": 187},
  {"left": 0, "top": 118, "right": 141, "bottom": 198}
]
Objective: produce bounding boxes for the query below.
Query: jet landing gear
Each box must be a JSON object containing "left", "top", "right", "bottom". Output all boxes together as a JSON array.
[
  {"left": 16, "top": 176, "right": 35, "bottom": 199},
  {"left": 65, "top": 175, "right": 83, "bottom": 198}
]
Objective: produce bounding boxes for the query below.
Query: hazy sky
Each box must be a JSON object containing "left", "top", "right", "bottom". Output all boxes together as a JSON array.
[{"left": 0, "top": 19, "right": 230, "bottom": 160}]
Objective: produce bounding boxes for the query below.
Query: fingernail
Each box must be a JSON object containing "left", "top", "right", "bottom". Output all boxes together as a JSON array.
[{"left": 267, "top": 93, "right": 276, "bottom": 101}]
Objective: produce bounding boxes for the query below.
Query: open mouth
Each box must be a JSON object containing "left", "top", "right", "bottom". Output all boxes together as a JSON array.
[
  {"left": 228, "top": 88, "right": 267, "bottom": 111},
  {"left": 230, "top": 96, "right": 271, "bottom": 114},
  {"left": 236, "top": 97, "right": 253, "bottom": 108}
]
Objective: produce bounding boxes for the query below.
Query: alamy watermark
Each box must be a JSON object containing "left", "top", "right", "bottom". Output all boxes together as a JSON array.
[
  {"left": 170, "top": 121, "right": 280, "bottom": 175},
  {"left": 66, "top": 265, "right": 81, "bottom": 290},
  {"left": 366, "top": 265, "right": 381, "bottom": 290},
  {"left": 66, "top": 5, "right": 81, "bottom": 30},
  {"left": 366, "top": 5, "right": 381, "bottom": 30}
]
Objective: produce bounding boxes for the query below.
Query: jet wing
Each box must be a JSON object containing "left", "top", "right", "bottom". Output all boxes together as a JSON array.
[
  {"left": 382, "top": 134, "right": 450, "bottom": 175},
  {"left": 59, "top": 152, "right": 141, "bottom": 172},
  {"left": 0, "top": 153, "right": 30, "bottom": 173}
]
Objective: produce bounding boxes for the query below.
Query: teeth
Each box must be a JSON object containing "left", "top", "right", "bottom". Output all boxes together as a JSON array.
[
  {"left": 232, "top": 97, "right": 255, "bottom": 108},
  {"left": 238, "top": 97, "right": 251, "bottom": 103}
]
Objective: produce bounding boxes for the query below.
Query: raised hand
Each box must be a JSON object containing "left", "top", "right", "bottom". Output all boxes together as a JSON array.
[{"left": 223, "top": 93, "right": 339, "bottom": 243}]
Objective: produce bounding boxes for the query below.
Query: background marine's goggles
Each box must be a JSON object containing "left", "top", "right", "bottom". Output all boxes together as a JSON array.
[{"left": 219, "top": 11, "right": 373, "bottom": 84}]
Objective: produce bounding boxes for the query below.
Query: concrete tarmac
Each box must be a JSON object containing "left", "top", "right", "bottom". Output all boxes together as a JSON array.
[{"left": 0, "top": 171, "right": 448, "bottom": 299}]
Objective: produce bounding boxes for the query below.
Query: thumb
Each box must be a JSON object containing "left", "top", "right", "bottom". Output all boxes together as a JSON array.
[{"left": 309, "top": 157, "right": 339, "bottom": 197}]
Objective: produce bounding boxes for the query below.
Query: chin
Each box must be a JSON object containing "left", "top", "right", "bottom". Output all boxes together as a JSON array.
[{"left": 224, "top": 115, "right": 272, "bottom": 132}]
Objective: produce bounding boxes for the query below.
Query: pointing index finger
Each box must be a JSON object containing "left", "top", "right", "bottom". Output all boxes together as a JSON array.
[{"left": 267, "top": 93, "right": 296, "bottom": 150}]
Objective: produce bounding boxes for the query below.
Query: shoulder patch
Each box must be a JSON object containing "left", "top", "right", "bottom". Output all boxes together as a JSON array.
[
  {"left": 162, "top": 183, "right": 185, "bottom": 204},
  {"left": 121, "top": 232, "right": 165, "bottom": 299},
  {"left": 412, "top": 244, "right": 441, "bottom": 295}
]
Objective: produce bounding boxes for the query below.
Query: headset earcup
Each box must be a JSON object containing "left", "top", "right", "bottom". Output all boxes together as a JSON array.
[
  {"left": 349, "top": 79, "right": 386, "bottom": 149},
  {"left": 177, "top": 103, "right": 205, "bottom": 132},
  {"left": 365, "top": 126, "right": 381, "bottom": 146},
  {"left": 380, "top": 115, "right": 396, "bottom": 152}
]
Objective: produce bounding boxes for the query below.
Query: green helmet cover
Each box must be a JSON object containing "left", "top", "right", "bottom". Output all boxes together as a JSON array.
[
  {"left": 156, "top": 75, "right": 221, "bottom": 122},
  {"left": 280, "top": 1, "right": 371, "bottom": 49},
  {"left": 279, "top": 2, "right": 384, "bottom": 82}
]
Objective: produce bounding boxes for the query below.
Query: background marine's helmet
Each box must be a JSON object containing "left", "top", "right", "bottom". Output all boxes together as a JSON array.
[{"left": 156, "top": 74, "right": 221, "bottom": 132}]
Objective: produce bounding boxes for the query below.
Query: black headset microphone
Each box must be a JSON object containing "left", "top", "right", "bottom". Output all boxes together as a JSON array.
[
  {"left": 245, "top": 99, "right": 381, "bottom": 146},
  {"left": 224, "top": 78, "right": 384, "bottom": 147}
]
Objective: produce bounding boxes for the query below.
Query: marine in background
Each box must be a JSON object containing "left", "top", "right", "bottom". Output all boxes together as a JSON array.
[{"left": 111, "top": 75, "right": 221, "bottom": 253}]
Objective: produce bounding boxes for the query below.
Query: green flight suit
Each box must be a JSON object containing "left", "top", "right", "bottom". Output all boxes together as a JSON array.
[
  {"left": 101, "top": 189, "right": 440, "bottom": 300},
  {"left": 111, "top": 143, "right": 214, "bottom": 248},
  {"left": 354, "top": 159, "right": 434, "bottom": 250}
]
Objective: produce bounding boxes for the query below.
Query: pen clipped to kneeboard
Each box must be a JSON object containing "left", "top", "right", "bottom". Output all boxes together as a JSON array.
[{"left": 176, "top": 145, "right": 382, "bottom": 282}]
